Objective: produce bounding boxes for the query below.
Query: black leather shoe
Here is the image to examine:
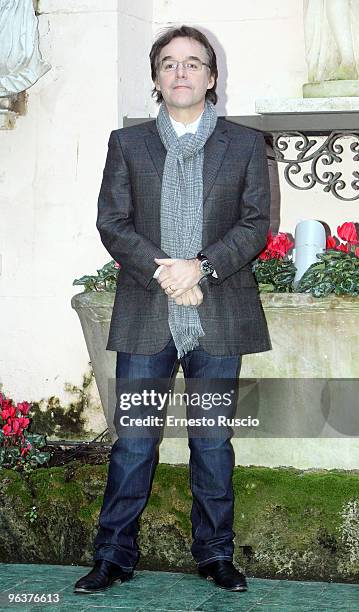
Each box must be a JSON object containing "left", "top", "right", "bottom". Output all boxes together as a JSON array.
[
  {"left": 74, "top": 559, "right": 134, "bottom": 594},
  {"left": 198, "top": 560, "right": 247, "bottom": 592}
]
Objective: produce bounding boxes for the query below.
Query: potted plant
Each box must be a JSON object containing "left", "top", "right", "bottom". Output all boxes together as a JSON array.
[
  {"left": 0, "top": 393, "right": 51, "bottom": 471},
  {"left": 71, "top": 223, "right": 359, "bottom": 446}
]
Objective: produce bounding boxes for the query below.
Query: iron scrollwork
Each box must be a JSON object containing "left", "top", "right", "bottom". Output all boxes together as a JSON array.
[{"left": 273, "top": 131, "right": 359, "bottom": 201}]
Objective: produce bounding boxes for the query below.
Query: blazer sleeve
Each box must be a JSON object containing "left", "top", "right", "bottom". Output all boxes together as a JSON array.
[
  {"left": 202, "top": 132, "right": 270, "bottom": 284},
  {"left": 96, "top": 130, "right": 169, "bottom": 289}
]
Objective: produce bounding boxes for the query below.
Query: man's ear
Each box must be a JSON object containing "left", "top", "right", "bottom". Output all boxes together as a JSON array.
[{"left": 207, "top": 74, "right": 215, "bottom": 90}]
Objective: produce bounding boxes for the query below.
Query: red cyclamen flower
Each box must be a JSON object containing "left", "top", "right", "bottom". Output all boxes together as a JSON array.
[
  {"left": 337, "top": 243, "right": 349, "bottom": 253},
  {"left": 1, "top": 405, "right": 16, "bottom": 420},
  {"left": 20, "top": 443, "right": 31, "bottom": 457},
  {"left": 337, "top": 222, "right": 359, "bottom": 244},
  {"left": 17, "top": 402, "right": 30, "bottom": 415},
  {"left": 3, "top": 423, "right": 13, "bottom": 436},
  {"left": 258, "top": 231, "right": 294, "bottom": 261},
  {"left": 326, "top": 235, "right": 337, "bottom": 249}
]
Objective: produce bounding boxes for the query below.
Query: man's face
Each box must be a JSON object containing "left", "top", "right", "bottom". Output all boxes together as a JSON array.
[{"left": 154, "top": 37, "right": 215, "bottom": 114}]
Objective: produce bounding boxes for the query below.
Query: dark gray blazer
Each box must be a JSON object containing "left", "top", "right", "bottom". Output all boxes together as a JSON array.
[{"left": 96, "top": 117, "right": 272, "bottom": 356}]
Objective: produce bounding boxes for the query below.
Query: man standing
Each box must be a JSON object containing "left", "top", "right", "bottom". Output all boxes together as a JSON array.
[{"left": 75, "top": 25, "right": 271, "bottom": 595}]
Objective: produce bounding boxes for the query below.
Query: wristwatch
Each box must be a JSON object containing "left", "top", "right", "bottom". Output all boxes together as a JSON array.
[{"left": 196, "top": 252, "right": 215, "bottom": 278}]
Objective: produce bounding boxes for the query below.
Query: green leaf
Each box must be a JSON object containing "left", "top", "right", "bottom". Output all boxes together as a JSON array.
[
  {"left": 0, "top": 448, "right": 7, "bottom": 465},
  {"left": 297, "top": 249, "right": 359, "bottom": 297},
  {"left": 73, "top": 275, "right": 96, "bottom": 286},
  {"left": 25, "top": 433, "right": 46, "bottom": 447},
  {"left": 33, "top": 451, "right": 51, "bottom": 465},
  {"left": 257, "top": 283, "right": 275, "bottom": 292},
  {"left": 73, "top": 260, "right": 118, "bottom": 293},
  {"left": 253, "top": 258, "right": 296, "bottom": 293}
]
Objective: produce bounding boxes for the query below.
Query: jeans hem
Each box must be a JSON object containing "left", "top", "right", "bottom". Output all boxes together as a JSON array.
[
  {"left": 197, "top": 555, "right": 233, "bottom": 567},
  {"left": 94, "top": 551, "right": 135, "bottom": 571}
]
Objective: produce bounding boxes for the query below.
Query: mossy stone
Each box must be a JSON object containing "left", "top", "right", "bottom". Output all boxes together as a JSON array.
[{"left": 0, "top": 464, "right": 358, "bottom": 581}]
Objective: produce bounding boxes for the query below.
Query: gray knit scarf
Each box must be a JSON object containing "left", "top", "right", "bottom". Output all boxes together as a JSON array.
[{"left": 156, "top": 100, "right": 217, "bottom": 358}]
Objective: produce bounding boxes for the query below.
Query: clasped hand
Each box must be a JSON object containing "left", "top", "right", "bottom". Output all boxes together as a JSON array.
[{"left": 154, "top": 258, "right": 203, "bottom": 307}]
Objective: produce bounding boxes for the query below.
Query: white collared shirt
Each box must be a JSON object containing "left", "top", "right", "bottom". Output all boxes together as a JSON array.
[{"left": 169, "top": 111, "right": 204, "bottom": 137}]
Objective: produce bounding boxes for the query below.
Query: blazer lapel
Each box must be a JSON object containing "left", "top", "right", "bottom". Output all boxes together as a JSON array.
[
  {"left": 145, "top": 124, "right": 166, "bottom": 182},
  {"left": 203, "top": 121, "right": 230, "bottom": 203},
  {"left": 144, "top": 119, "right": 230, "bottom": 202}
]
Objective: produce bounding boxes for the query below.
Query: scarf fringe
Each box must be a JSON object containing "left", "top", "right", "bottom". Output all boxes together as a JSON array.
[{"left": 171, "top": 326, "right": 205, "bottom": 359}]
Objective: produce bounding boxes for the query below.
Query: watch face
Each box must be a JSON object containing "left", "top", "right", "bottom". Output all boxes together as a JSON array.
[{"left": 201, "top": 259, "right": 214, "bottom": 276}]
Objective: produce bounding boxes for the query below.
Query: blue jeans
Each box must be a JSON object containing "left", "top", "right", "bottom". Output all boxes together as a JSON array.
[{"left": 94, "top": 337, "right": 241, "bottom": 570}]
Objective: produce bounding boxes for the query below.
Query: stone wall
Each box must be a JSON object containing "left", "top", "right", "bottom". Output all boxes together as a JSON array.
[{"left": 1, "top": 463, "right": 358, "bottom": 581}]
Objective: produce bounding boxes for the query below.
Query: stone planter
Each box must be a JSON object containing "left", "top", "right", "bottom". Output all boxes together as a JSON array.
[
  {"left": 71, "top": 292, "right": 117, "bottom": 440},
  {"left": 71, "top": 291, "right": 359, "bottom": 469}
]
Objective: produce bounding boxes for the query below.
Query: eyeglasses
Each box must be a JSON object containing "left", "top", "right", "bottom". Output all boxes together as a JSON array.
[{"left": 159, "top": 59, "right": 210, "bottom": 72}]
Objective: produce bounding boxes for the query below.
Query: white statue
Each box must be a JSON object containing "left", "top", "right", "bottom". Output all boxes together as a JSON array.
[
  {"left": 304, "top": 0, "right": 359, "bottom": 82},
  {"left": 0, "top": 0, "right": 51, "bottom": 96}
]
